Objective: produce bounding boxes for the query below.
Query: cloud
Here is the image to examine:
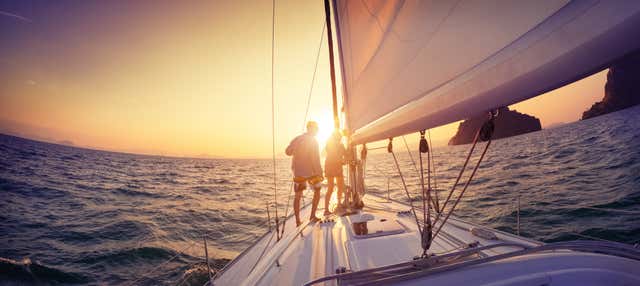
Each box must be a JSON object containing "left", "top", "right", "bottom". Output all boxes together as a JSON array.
[{"left": 0, "top": 10, "right": 33, "bottom": 23}]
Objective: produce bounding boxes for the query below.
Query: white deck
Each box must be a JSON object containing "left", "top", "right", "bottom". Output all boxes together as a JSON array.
[{"left": 212, "top": 194, "right": 640, "bottom": 286}]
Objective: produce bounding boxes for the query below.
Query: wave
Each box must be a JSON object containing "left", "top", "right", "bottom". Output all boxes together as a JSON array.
[
  {"left": 0, "top": 257, "right": 89, "bottom": 285},
  {"left": 75, "top": 246, "right": 178, "bottom": 266},
  {"left": 0, "top": 178, "right": 69, "bottom": 199},
  {"left": 175, "top": 260, "right": 231, "bottom": 286},
  {"left": 111, "top": 186, "right": 168, "bottom": 199},
  {"left": 1, "top": 105, "right": 639, "bottom": 284}
]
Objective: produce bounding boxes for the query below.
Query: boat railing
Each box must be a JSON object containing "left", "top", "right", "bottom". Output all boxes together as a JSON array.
[
  {"left": 243, "top": 217, "right": 317, "bottom": 285},
  {"left": 367, "top": 173, "right": 640, "bottom": 246},
  {"left": 302, "top": 240, "right": 640, "bottom": 286}
]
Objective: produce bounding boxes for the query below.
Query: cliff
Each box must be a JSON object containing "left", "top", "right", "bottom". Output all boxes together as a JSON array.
[
  {"left": 448, "top": 107, "right": 541, "bottom": 145},
  {"left": 582, "top": 51, "right": 640, "bottom": 120}
]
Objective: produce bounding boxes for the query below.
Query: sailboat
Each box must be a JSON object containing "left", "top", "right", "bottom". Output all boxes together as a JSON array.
[{"left": 209, "top": 0, "right": 640, "bottom": 285}]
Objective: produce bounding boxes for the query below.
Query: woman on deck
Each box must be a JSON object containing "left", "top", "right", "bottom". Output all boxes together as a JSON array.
[{"left": 324, "top": 131, "right": 346, "bottom": 215}]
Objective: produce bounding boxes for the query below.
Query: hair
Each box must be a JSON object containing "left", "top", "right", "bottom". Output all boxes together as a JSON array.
[{"left": 306, "top": 121, "right": 318, "bottom": 131}]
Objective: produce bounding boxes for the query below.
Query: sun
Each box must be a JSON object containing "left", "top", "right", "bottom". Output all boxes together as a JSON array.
[{"left": 310, "top": 109, "right": 335, "bottom": 150}]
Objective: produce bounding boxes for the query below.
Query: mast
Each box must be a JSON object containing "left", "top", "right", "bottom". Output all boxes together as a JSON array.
[
  {"left": 323, "top": 0, "right": 340, "bottom": 130},
  {"left": 325, "top": 0, "right": 363, "bottom": 208}
]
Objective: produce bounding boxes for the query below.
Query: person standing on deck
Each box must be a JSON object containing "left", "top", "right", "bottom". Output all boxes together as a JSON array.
[
  {"left": 285, "top": 121, "right": 323, "bottom": 226},
  {"left": 323, "top": 131, "right": 346, "bottom": 215}
]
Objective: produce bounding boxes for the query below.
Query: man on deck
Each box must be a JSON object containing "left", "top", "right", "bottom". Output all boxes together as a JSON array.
[{"left": 286, "top": 121, "right": 323, "bottom": 226}]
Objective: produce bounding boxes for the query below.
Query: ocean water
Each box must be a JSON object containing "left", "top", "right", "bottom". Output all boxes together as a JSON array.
[{"left": 1, "top": 105, "right": 639, "bottom": 285}]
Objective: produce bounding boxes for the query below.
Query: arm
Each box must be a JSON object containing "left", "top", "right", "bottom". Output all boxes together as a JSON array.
[{"left": 285, "top": 137, "right": 297, "bottom": 156}]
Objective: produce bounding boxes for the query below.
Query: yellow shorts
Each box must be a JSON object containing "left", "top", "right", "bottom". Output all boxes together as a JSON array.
[{"left": 293, "top": 176, "right": 323, "bottom": 192}]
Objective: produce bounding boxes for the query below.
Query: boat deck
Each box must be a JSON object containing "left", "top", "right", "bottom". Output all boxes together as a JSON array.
[{"left": 213, "top": 194, "right": 543, "bottom": 285}]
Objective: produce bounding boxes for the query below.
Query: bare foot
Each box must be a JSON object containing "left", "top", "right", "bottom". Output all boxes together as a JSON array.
[
  {"left": 296, "top": 220, "right": 302, "bottom": 227},
  {"left": 309, "top": 216, "right": 320, "bottom": 223},
  {"left": 323, "top": 210, "right": 332, "bottom": 216}
]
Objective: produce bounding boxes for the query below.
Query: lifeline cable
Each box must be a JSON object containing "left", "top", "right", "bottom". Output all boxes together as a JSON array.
[{"left": 270, "top": 0, "right": 280, "bottom": 241}]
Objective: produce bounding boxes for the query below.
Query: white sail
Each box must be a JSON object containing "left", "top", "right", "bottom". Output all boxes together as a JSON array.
[{"left": 333, "top": 0, "right": 640, "bottom": 144}]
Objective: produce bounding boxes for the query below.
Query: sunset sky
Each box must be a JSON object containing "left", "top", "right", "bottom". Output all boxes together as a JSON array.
[{"left": 1, "top": 1, "right": 607, "bottom": 158}]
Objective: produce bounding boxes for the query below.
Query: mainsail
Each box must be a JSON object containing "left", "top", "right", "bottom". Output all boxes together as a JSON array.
[{"left": 333, "top": 0, "right": 640, "bottom": 144}]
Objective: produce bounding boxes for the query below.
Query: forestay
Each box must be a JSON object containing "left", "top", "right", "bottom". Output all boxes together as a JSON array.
[{"left": 333, "top": 0, "right": 640, "bottom": 144}]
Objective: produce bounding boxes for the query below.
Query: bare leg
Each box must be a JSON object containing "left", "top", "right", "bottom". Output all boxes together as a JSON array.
[
  {"left": 325, "top": 177, "right": 335, "bottom": 214},
  {"left": 337, "top": 176, "right": 345, "bottom": 205},
  {"left": 310, "top": 186, "right": 321, "bottom": 221},
  {"left": 294, "top": 190, "right": 302, "bottom": 226}
]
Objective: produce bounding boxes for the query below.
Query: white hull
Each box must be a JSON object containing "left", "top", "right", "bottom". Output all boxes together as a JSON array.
[{"left": 211, "top": 194, "right": 640, "bottom": 285}]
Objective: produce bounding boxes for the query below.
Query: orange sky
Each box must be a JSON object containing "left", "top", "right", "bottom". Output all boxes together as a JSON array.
[{"left": 0, "top": 1, "right": 607, "bottom": 158}]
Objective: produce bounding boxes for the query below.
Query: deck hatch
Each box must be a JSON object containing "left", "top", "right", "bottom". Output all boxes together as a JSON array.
[{"left": 348, "top": 213, "right": 405, "bottom": 239}]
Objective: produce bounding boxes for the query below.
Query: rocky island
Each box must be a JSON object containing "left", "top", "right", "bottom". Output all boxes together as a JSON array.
[
  {"left": 448, "top": 107, "right": 541, "bottom": 145},
  {"left": 582, "top": 51, "right": 640, "bottom": 120}
]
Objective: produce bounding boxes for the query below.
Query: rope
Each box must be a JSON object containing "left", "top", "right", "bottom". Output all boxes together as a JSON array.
[
  {"left": 389, "top": 140, "right": 423, "bottom": 236},
  {"left": 435, "top": 132, "right": 479, "bottom": 216},
  {"left": 301, "top": 22, "right": 326, "bottom": 130},
  {"left": 432, "top": 131, "right": 492, "bottom": 241},
  {"left": 278, "top": 21, "right": 327, "bottom": 239},
  {"left": 401, "top": 135, "right": 419, "bottom": 175},
  {"left": 270, "top": 0, "right": 281, "bottom": 241},
  {"left": 428, "top": 112, "right": 495, "bottom": 242},
  {"left": 418, "top": 132, "right": 431, "bottom": 256},
  {"left": 280, "top": 183, "right": 294, "bottom": 238},
  {"left": 409, "top": 132, "right": 439, "bottom": 215},
  {"left": 428, "top": 130, "right": 440, "bottom": 211},
  {"left": 367, "top": 160, "right": 440, "bottom": 214}
]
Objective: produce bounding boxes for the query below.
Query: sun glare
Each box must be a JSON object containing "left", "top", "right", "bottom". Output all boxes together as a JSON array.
[{"left": 310, "top": 109, "right": 335, "bottom": 150}]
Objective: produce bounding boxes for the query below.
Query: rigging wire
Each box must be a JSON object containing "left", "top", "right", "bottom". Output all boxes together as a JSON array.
[
  {"left": 418, "top": 131, "right": 431, "bottom": 256},
  {"left": 270, "top": 0, "right": 281, "bottom": 241},
  {"left": 402, "top": 135, "right": 420, "bottom": 175},
  {"left": 435, "top": 134, "right": 478, "bottom": 215},
  {"left": 279, "top": 21, "right": 327, "bottom": 239},
  {"left": 388, "top": 138, "right": 423, "bottom": 237},
  {"left": 403, "top": 134, "right": 439, "bottom": 211},
  {"left": 428, "top": 130, "right": 440, "bottom": 211},
  {"left": 301, "top": 23, "right": 327, "bottom": 130},
  {"left": 432, "top": 116, "right": 495, "bottom": 241}
]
